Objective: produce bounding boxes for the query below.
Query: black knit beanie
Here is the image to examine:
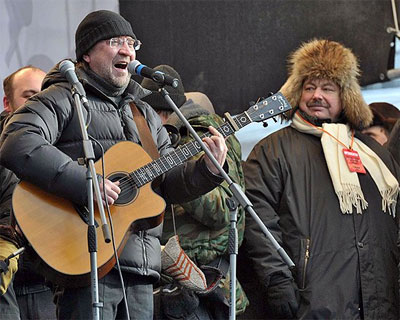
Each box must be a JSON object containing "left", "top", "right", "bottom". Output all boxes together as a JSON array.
[
  {"left": 75, "top": 10, "right": 136, "bottom": 61},
  {"left": 141, "top": 65, "right": 186, "bottom": 111}
]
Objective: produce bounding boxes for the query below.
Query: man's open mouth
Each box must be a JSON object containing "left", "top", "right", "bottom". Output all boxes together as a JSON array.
[{"left": 114, "top": 62, "right": 128, "bottom": 70}]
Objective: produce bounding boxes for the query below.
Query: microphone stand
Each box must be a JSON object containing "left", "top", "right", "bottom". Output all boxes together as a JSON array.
[
  {"left": 226, "top": 198, "right": 238, "bottom": 319},
  {"left": 159, "top": 87, "right": 295, "bottom": 319},
  {"left": 70, "top": 86, "right": 111, "bottom": 320}
]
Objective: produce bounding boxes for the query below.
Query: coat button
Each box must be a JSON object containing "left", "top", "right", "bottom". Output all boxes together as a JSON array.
[{"left": 357, "top": 242, "right": 364, "bottom": 248}]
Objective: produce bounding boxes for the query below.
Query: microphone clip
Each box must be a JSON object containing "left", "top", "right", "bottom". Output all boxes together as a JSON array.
[{"left": 152, "top": 71, "right": 179, "bottom": 88}]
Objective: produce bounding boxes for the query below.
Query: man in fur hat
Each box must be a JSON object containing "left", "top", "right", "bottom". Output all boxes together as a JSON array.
[{"left": 241, "top": 39, "right": 400, "bottom": 319}]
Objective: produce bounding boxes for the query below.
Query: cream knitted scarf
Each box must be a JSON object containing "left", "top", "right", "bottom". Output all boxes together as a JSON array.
[{"left": 291, "top": 112, "right": 398, "bottom": 216}]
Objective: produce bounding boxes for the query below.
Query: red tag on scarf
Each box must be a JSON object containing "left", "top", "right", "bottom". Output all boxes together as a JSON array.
[{"left": 342, "top": 149, "right": 366, "bottom": 174}]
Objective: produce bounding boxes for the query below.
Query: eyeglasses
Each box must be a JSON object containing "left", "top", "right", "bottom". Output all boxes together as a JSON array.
[{"left": 107, "top": 37, "right": 142, "bottom": 51}]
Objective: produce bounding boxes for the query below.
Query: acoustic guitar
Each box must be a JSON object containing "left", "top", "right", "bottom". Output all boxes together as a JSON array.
[{"left": 12, "top": 92, "right": 291, "bottom": 287}]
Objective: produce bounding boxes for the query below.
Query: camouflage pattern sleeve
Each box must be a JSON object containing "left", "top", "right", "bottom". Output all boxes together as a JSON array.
[
  {"left": 180, "top": 139, "right": 243, "bottom": 229},
  {"left": 181, "top": 114, "right": 244, "bottom": 225}
]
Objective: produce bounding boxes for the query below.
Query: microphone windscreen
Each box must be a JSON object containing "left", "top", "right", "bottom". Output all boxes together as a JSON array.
[
  {"left": 59, "top": 60, "right": 75, "bottom": 76},
  {"left": 128, "top": 60, "right": 141, "bottom": 75}
]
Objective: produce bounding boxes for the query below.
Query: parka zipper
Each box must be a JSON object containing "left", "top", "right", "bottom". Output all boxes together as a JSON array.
[
  {"left": 302, "top": 238, "right": 310, "bottom": 289},
  {"left": 140, "top": 230, "right": 148, "bottom": 275},
  {"left": 117, "top": 108, "right": 125, "bottom": 127}
]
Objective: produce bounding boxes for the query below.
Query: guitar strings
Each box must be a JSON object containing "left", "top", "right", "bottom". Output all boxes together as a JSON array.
[
  {"left": 113, "top": 129, "right": 222, "bottom": 190},
  {"left": 114, "top": 139, "right": 201, "bottom": 198},
  {"left": 113, "top": 119, "right": 242, "bottom": 199}
]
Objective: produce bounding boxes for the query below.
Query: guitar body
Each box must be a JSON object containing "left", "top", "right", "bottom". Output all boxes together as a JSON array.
[{"left": 13, "top": 141, "right": 165, "bottom": 287}]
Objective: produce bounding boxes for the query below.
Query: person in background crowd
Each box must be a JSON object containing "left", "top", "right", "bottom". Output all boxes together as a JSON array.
[
  {"left": 362, "top": 102, "right": 400, "bottom": 145},
  {"left": 0, "top": 165, "right": 21, "bottom": 320},
  {"left": 240, "top": 39, "right": 399, "bottom": 319},
  {"left": 1, "top": 66, "right": 45, "bottom": 123},
  {"left": 0, "top": 66, "right": 55, "bottom": 320},
  {"left": 3, "top": 66, "right": 45, "bottom": 114},
  {"left": 141, "top": 64, "right": 248, "bottom": 319},
  {"left": 0, "top": 10, "right": 228, "bottom": 320}
]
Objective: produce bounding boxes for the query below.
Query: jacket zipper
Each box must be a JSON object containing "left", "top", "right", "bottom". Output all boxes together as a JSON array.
[
  {"left": 140, "top": 231, "right": 148, "bottom": 275},
  {"left": 117, "top": 108, "right": 125, "bottom": 127},
  {"left": 302, "top": 238, "right": 310, "bottom": 289}
]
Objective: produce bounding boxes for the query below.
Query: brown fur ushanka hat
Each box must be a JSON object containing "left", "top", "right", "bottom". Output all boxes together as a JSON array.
[{"left": 280, "top": 39, "right": 373, "bottom": 129}]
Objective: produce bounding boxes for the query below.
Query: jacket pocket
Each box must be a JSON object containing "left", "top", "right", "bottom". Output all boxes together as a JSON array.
[{"left": 297, "top": 238, "right": 310, "bottom": 290}]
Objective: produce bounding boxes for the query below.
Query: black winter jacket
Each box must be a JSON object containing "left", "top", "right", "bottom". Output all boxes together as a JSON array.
[
  {"left": 0, "top": 166, "right": 17, "bottom": 225},
  {"left": 0, "top": 112, "right": 17, "bottom": 225},
  {"left": 0, "top": 63, "right": 223, "bottom": 281},
  {"left": 243, "top": 126, "right": 400, "bottom": 319}
]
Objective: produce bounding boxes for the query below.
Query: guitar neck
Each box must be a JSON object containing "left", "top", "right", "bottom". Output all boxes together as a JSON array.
[{"left": 130, "top": 112, "right": 251, "bottom": 188}]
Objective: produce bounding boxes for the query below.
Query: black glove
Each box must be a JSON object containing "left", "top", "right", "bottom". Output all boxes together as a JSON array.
[{"left": 265, "top": 274, "right": 299, "bottom": 319}]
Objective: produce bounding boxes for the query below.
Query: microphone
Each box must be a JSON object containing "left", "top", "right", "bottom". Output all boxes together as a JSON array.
[
  {"left": 128, "top": 60, "right": 179, "bottom": 88},
  {"left": 59, "top": 60, "right": 86, "bottom": 97}
]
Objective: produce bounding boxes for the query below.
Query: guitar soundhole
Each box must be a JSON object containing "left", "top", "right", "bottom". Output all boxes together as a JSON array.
[{"left": 108, "top": 172, "right": 138, "bottom": 205}]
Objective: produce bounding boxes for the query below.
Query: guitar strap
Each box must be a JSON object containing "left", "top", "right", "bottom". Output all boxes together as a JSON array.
[
  {"left": 130, "top": 102, "right": 160, "bottom": 160},
  {"left": 130, "top": 102, "right": 164, "bottom": 214}
]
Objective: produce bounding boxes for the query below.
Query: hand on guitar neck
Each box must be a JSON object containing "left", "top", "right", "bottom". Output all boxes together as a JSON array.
[{"left": 201, "top": 126, "right": 228, "bottom": 175}]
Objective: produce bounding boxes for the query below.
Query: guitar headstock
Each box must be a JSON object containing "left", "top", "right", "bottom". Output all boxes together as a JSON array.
[{"left": 245, "top": 92, "right": 292, "bottom": 123}]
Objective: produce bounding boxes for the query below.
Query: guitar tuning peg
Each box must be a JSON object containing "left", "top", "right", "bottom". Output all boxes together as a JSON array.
[
  {"left": 263, "top": 121, "right": 269, "bottom": 128},
  {"left": 255, "top": 97, "right": 266, "bottom": 104},
  {"left": 272, "top": 117, "right": 278, "bottom": 123},
  {"left": 267, "top": 92, "right": 274, "bottom": 97}
]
